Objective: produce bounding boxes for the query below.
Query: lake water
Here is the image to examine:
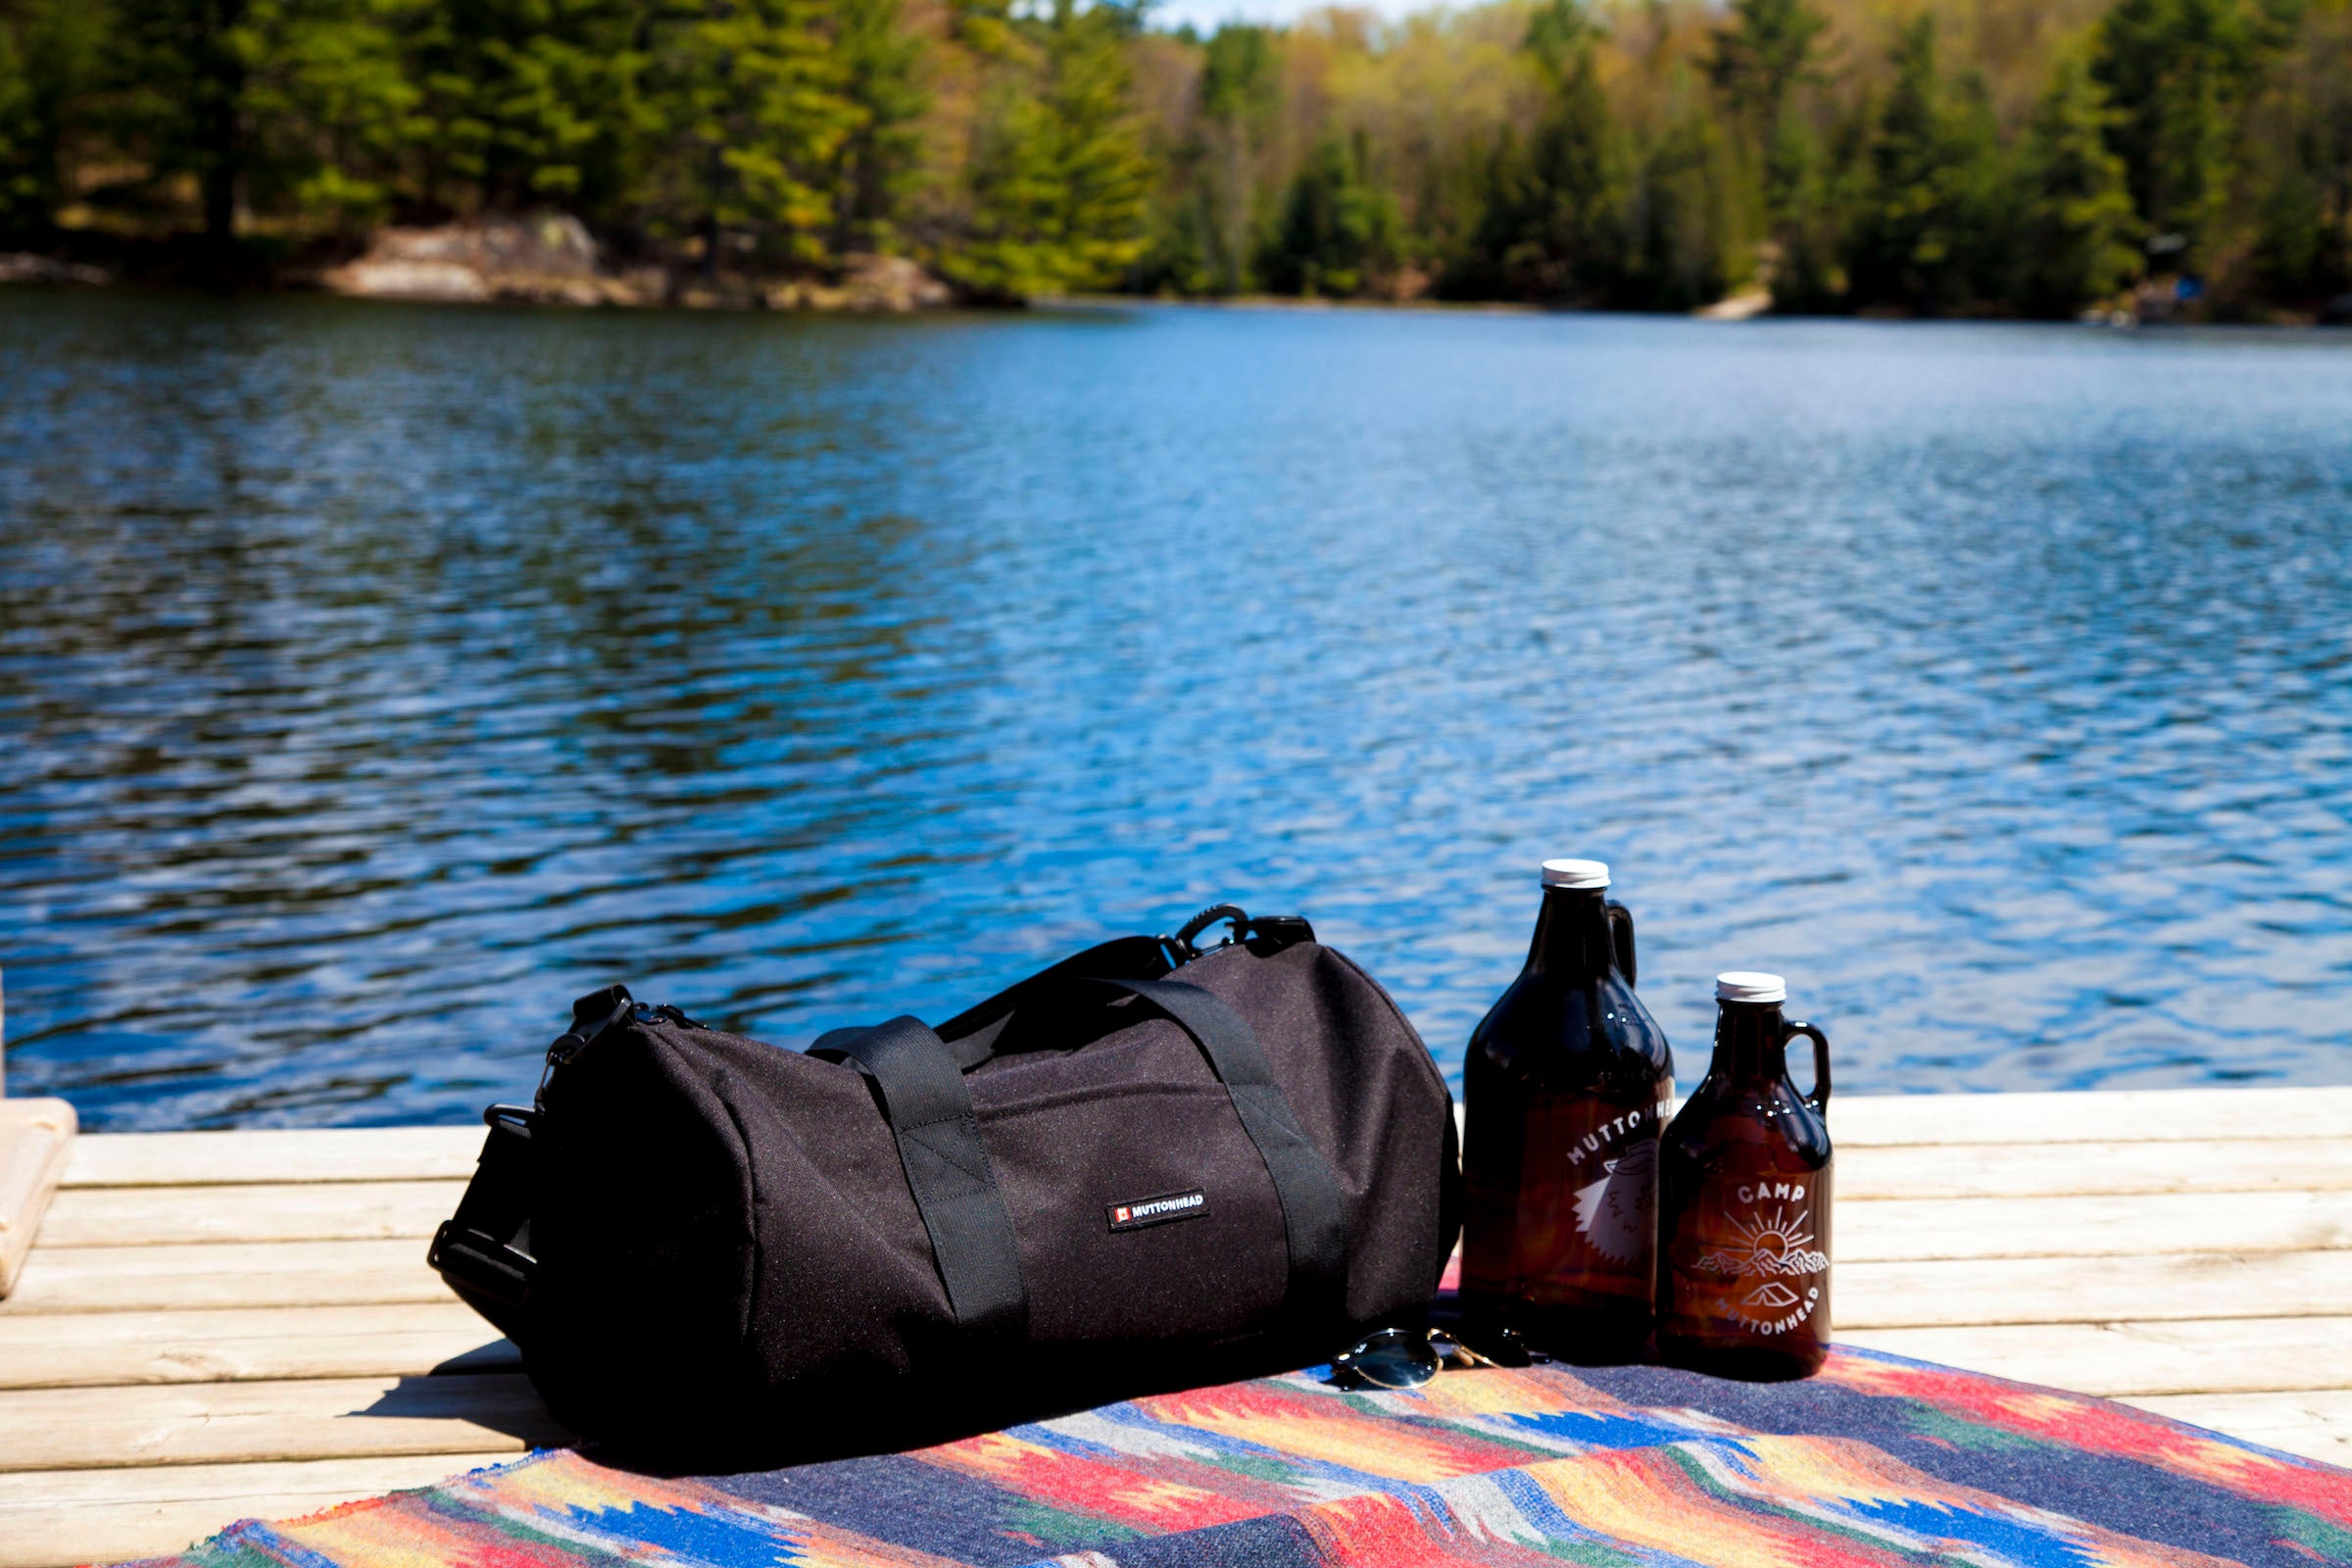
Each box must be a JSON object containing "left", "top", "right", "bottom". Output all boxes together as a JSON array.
[{"left": 3, "top": 291, "right": 2349, "bottom": 1129}]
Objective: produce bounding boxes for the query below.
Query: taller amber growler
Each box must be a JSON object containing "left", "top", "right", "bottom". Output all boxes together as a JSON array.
[
  {"left": 1461, "top": 859, "right": 1674, "bottom": 1357},
  {"left": 1656, "top": 972, "right": 1833, "bottom": 1379}
]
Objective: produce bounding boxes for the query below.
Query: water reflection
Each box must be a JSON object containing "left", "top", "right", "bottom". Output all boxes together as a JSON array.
[{"left": 3, "top": 295, "right": 2349, "bottom": 1128}]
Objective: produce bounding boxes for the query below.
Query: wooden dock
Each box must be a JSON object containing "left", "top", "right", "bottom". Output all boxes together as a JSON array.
[{"left": 1, "top": 1085, "right": 2347, "bottom": 1566}]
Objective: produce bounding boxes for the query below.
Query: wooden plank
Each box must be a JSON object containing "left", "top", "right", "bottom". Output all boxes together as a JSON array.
[
  {"left": 0, "top": 1240, "right": 455, "bottom": 1315},
  {"left": 0, "top": 1100, "right": 75, "bottom": 1298},
  {"left": 2118, "top": 1390, "right": 2352, "bottom": 1468},
  {"left": 1827, "top": 1086, "right": 2352, "bottom": 1148},
  {"left": 1838, "top": 1250, "right": 2352, "bottom": 1328},
  {"left": 66, "top": 1128, "right": 484, "bottom": 1189},
  {"left": 0, "top": 1373, "right": 569, "bottom": 1471},
  {"left": 1838, "top": 1317, "right": 2352, "bottom": 1396},
  {"left": 1835, "top": 1138, "right": 2352, "bottom": 1200},
  {"left": 0, "top": 1453, "right": 518, "bottom": 1568},
  {"left": 0, "top": 1304, "right": 516, "bottom": 1389},
  {"left": 1836, "top": 1189, "right": 2352, "bottom": 1262},
  {"left": 35, "top": 1181, "right": 467, "bottom": 1248}
]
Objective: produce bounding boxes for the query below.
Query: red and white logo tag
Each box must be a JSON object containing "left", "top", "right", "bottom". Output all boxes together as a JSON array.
[{"left": 1105, "top": 1189, "right": 1207, "bottom": 1233}]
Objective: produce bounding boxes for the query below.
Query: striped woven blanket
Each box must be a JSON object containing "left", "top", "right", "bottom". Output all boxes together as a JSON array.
[{"left": 135, "top": 1348, "right": 2348, "bottom": 1568}]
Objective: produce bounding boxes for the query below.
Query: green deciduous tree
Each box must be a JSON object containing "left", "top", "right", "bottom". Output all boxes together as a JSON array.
[
  {"left": 1132, "top": 23, "right": 1279, "bottom": 295},
  {"left": 1187, "top": 24, "right": 1278, "bottom": 292}
]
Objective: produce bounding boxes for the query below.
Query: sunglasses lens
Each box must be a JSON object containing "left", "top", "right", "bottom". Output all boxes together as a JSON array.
[{"left": 1343, "top": 1332, "right": 1443, "bottom": 1390}]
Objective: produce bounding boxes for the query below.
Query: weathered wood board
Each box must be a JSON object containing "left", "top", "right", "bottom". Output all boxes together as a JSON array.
[
  {"left": 0, "top": 1084, "right": 2342, "bottom": 1568},
  {"left": 0, "top": 1099, "right": 76, "bottom": 1298}
]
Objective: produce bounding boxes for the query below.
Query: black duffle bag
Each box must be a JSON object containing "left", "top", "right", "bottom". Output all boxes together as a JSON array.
[{"left": 430, "top": 906, "right": 1461, "bottom": 1460}]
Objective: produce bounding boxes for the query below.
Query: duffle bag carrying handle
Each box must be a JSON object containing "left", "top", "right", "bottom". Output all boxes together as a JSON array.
[
  {"left": 812, "top": 974, "right": 1350, "bottom": 1348},
  {"left": 809, "top": 1015, "right": 1030, "bottom": 1344}
]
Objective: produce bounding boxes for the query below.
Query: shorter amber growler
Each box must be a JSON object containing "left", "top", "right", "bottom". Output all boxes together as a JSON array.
[
  {"left": 1461, "top": 858, "right": 1674, "bottom": 1357},
  {"left": 1656, "top": 972, "right": 1833, "bottom": 1379}
]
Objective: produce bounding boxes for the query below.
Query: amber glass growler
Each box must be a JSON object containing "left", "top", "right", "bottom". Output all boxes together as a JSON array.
[
  {"left": 1656, "top": 972, "right": 1833, "bottom": 1379},
  {"left": 1461, "top": 859, "right": 1674, "bottom": 1357}
]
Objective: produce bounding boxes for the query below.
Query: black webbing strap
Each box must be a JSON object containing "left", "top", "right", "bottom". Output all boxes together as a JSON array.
[
  {"left": 809, "top": 1015, "right": 1029, "bottom": 1342},
  {"left": 1107, "top": 978, "right": 1349, "bottom": 1321},
  {"left": 427, "top": 1104, "right": 541, "bottom": 1339}
]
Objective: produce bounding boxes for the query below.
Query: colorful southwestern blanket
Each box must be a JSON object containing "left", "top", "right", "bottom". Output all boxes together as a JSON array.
[{"left": 131, "top": 1348, "right": 2350, "bottom": 1568}]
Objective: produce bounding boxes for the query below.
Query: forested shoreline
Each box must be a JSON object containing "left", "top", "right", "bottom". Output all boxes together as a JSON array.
[{"left": 1, "top": 0, "right": 2346, "bottom": 318}]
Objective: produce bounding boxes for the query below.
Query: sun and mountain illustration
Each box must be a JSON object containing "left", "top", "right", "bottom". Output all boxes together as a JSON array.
[{"left": 1691, "top": 1205, "right": 1831, "bottom": 1308}]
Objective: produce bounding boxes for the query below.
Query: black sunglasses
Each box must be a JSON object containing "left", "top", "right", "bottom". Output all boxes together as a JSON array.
[{"left": 1328, "top": 1325, "right": 1530, "bottom": 1390}]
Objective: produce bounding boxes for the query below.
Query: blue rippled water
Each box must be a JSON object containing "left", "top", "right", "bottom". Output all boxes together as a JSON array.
[{"left": 2, "top": 291, "right": 2349, "bottom": 1129}]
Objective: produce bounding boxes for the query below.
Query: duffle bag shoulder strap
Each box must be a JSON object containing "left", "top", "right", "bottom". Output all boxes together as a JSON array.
[{"left": 814, "top": 970, "right": 1349, "bottom": 1349}]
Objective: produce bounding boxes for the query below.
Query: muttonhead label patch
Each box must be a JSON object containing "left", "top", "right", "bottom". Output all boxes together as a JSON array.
[{"left": 1107, "top": 1190, "right": 1208, "bottom": 1233}]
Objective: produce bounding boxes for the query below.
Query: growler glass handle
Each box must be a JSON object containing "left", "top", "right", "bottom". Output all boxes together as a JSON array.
[
  {"left": 1605, "top": 901, "right": 1637, "bottom": 986},
  {"left": 1784, "top": 1020, "right": 1831, "bottom": 1112}
]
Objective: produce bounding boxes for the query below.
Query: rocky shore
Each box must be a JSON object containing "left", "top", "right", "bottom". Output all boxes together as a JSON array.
[{"left": 2, "top": 214, "right": 961, "bottom": 313}]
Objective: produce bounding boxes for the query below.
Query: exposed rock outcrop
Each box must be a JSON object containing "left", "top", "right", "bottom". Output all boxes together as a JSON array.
[
  {"left": 842, "top": 253, "right": 955, "bottom": 312},
  {"left": 321, "top": 216, "right": 956, "bottom": 312},
  {"left": 0, "top": 254, "right": 115, "bottom": 286},
  {"left": 764, "top": 255, "right": 956, "bottom": 311},
  {"left": 324, "top": 215, "right": 640, "bottom": 306}
]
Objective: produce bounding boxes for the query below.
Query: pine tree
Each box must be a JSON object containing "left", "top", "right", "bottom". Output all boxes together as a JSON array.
[
  {"left": 107, "top": 0, "right": 415, "bottom": 241},
  {"left": 641, "top": 0, "right": 858, "bottom": 270},
  {"left": 1845, "top": 15, "right": 1999, "bottom": 312},
  {"left": 948, "top": 0, "right": 1147, "bottom": 299},
  {"left": 2090, "top": 0, "right": 2259, "bottom": 267},
  {"left": 2013, "top": 47, "right": 2142, "bottom": 315},
  {"left": 827, "top": 0, "right": 925, "bottom": 254},
  {"left": 2240, "top": 0, "right": 2352, "bottom": 306},
  {"left": 1190, "top": 24, "right": 1277, "bottom": 293},
  {"left": 236, "top": 0, "right": 415, "bottom": 228},
  {"left": 1708, "top": 0, "right": 1830, "bottom": 302},
  {"left": 1259, "top": 129, "right": 1399, "bottom": 296},
  {"left": 108, "top": 0, "right": 254, "bottom": 241},
  {"left": 1630, "top": 96, "right": 1743, "bottom": 310},
  {"left": 1710, "top": 0, "right": 1826, "bottom": 223},
  {"left": 399, "top": 0, "right": 648, "bottom": 222},
  {"left": 1454, "top": 0, "right": 1627, "bottom": 302},
  {"left": 0, "top": 0, "right": 103, "bottom": 237}
]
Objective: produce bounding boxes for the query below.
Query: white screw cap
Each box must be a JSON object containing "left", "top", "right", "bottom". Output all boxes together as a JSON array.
[
  {"left": 1717, "top": 971, "right": 1788, "bottom": 1004},
  {"left": 1541, "top": 858, "right": 1610, "bottom": 889}
]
